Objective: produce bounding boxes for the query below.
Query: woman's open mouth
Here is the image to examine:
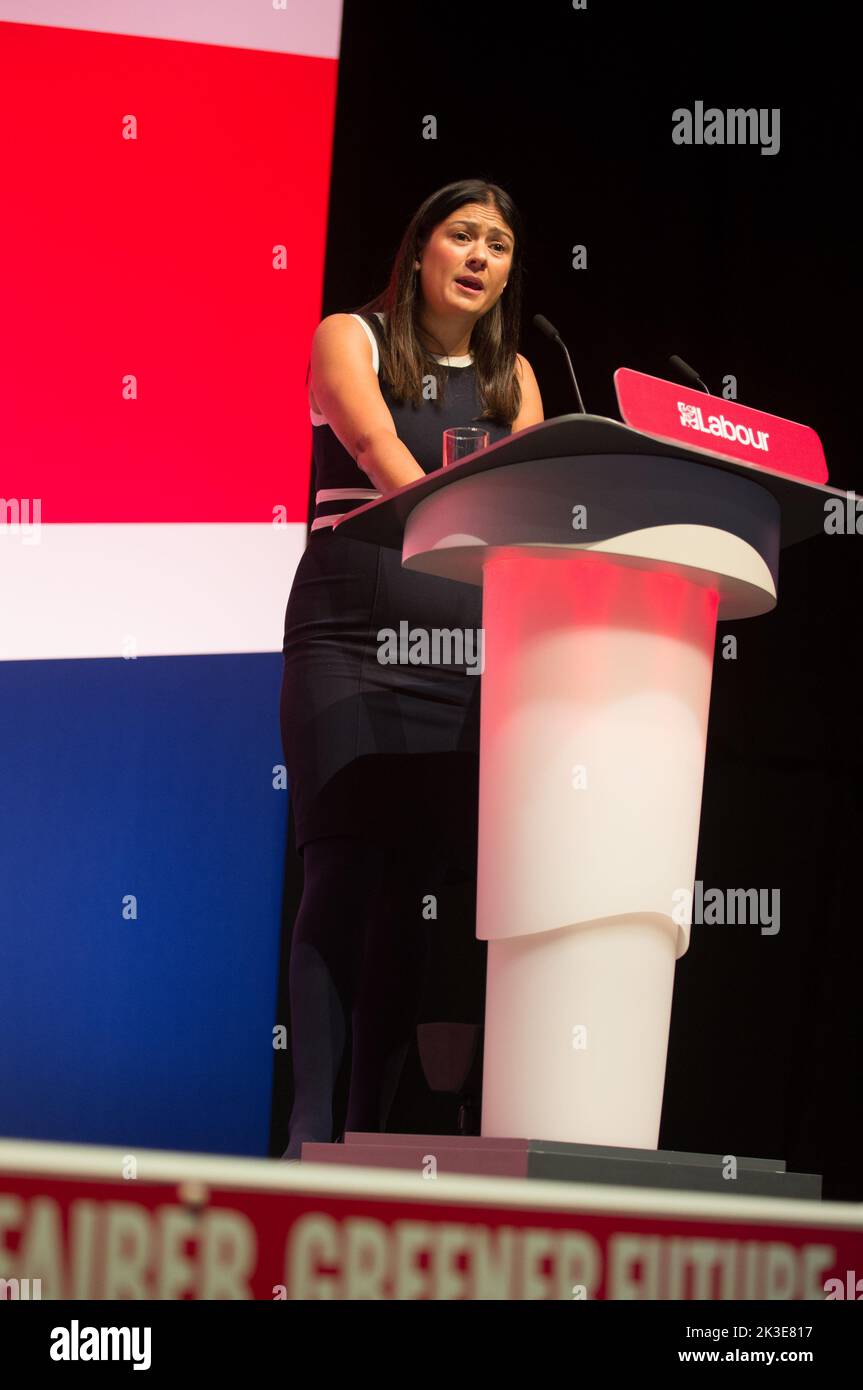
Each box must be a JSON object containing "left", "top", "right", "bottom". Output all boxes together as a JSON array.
[{"left": 454, "top": 278, "right": 483, "bottom": 295}]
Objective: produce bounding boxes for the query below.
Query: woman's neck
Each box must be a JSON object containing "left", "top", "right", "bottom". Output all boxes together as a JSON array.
[{"left": 414, "top": 305, "right": 473, "bottom": 359}]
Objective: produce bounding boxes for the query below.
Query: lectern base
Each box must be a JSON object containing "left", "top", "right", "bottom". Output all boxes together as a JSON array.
[{"left": 300, "top": 1132, "right": 821, "bottom": 1200}]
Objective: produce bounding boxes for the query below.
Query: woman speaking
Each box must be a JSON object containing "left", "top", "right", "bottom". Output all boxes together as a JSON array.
[{"left": 279, "top": 178, "right": 544, "bottom": 1159}]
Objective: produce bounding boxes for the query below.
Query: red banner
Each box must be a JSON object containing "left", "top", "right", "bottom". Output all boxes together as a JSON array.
[
  {"left": 2, "top": 1157, "right": 862, "bottom": 1300},
  {"left": 614, "top": 368, "right": 828, "bottom": 484}
]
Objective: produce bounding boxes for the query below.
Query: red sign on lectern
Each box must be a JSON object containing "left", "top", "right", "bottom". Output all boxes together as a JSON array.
[{"left": 614, "top": 368, "right": 828, "bottom": 485}]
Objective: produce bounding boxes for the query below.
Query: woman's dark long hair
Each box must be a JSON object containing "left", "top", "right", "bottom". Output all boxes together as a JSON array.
[{"left": 350, "top": 178, "right": 525, "bottom": 428}]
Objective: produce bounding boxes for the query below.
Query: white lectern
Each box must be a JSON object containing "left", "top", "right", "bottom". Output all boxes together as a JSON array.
[{"left": 337, "top": 415, "right": 842, "bottom": 1151}]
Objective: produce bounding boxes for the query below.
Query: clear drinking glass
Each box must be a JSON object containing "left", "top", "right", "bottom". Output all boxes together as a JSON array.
[{"left": 443, "top": 426, "right": 490, "bottom": 469}]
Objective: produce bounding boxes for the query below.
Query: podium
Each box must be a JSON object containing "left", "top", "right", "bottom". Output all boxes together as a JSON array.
[{"left": 335, "top": 414, "right": 842, "bottom": 1159}]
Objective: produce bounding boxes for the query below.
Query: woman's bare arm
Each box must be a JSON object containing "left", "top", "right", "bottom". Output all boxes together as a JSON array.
[{"left": 309, "top": 315, "right": 426, "bottom": 493}]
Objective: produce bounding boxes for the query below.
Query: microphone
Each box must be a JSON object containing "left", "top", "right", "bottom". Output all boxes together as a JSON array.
[
  {"left": 669, "top": 354, "right": 710, "bottom": 394},
  {"left": 533, "top": 314, "right": 586, "bottom": 414}
]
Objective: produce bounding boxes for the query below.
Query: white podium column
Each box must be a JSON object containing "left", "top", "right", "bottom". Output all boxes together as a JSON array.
[
  {"left": 397, "top": 447, "right": 781, "bottom": 1148},
  {"left": 476, "top": 550, "right": 719, "bottom": 1147}
]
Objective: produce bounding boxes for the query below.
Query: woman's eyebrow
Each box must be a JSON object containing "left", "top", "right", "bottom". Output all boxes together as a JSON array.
[{"left": 450, "top": 219, "right": 513, "bottom": 244}]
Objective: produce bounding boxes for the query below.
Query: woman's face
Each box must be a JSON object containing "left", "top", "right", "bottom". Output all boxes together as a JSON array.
[{"left": 415, "top": 202, "right": 514, "bottom": 319}]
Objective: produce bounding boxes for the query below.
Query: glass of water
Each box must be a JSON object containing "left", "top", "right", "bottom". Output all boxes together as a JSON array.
[{"left": 443, "top": 426, "right": 490, "bottom": 469}]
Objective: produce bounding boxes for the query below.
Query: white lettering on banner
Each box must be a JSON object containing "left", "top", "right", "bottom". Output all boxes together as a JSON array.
[
  {"left": 284, "top": 1214, "right": 837, "bottom": 1300},
  {"left": 678, "top": 401, "right": 770, "bottom": 452},
  {"left": 286, "top": 1215, "right": 602, "bottom": 1298},
  {"left": 0, "top": 1195, "right": 257, "bottom": 1298},
  {"left": 0, "top": 1192, "right": 844, "bottom": 1300}
]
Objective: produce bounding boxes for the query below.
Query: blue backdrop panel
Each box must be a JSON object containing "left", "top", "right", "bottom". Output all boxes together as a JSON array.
[{"left": 0, "top": 653, "right": 287, "bottom": 1157}]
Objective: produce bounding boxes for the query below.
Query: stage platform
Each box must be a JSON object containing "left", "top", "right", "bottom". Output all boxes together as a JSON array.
[
  {"left": 1, "top": 1137, "right": 861, "bottom": 1300},
  {"left": 304, "top": 1131, "right": 822, "bottom": 1200}
]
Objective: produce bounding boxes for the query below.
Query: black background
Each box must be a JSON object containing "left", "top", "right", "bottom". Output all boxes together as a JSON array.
[{"left": 271, "top": 0, "right": 861, "bottom": 1198}]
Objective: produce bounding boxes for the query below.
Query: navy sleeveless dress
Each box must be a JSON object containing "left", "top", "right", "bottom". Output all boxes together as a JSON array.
[{"left": 280, "top": 310, "right": 511, "bottom": 871}]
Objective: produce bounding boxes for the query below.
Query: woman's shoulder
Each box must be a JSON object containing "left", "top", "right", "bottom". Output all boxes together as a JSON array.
[
  {"left": 314, "top": 310, "right": 381, "bottom": 335},
  {"left": 308, "top": 314, "right": 382, "bottom": 404},
  {"left": 312, "top": 312, "right": 381, "bottom": 356},
  {"left": 315, "top": 311, "right": 384, "bottom": 352}
]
